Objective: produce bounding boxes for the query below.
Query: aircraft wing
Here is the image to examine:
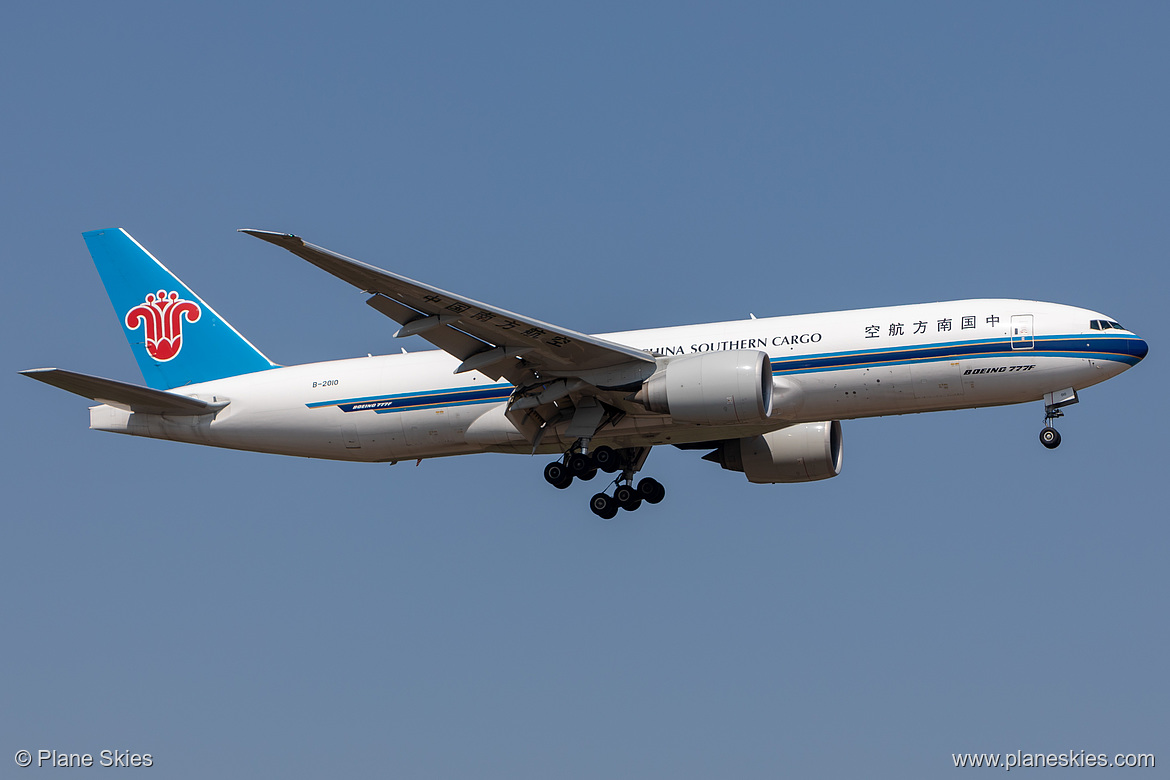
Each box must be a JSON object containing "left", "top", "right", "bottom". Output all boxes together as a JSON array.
[
  {"left": 240, "top": 230, "right": 657, "bottom": 388},
  {"left": 20, "top": 368, "right": 224, "bottom": 415}
]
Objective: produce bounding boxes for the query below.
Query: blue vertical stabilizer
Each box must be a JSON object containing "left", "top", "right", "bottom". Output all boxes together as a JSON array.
[{"left": 83, "top": 228, "right": 277, "bottom": 389}]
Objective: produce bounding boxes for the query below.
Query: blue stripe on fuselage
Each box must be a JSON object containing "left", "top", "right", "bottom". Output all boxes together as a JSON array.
[
  {"left": 769, "top": 334, "right": 1138, "bottom": 375},
  {"left": 309, "top": 384, "right": 512, "bottom": 414},
  {"left": 306, "top": 334, "right": 1135, "bottom": 414}
]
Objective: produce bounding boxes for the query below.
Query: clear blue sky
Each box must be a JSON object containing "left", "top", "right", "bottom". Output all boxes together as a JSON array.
[{"left": 3, "top": 3, "right": 1166, "bottom": 777}]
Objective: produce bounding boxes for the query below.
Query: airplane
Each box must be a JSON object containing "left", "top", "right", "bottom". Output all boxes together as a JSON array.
[{"left": 22, "top": 228, "right": 1149, "bottom": 518}]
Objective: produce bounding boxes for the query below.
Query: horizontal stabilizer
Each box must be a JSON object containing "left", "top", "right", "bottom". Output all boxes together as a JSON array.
[{"left": 19, "top": 368, "right": 224, "bottom": 415}]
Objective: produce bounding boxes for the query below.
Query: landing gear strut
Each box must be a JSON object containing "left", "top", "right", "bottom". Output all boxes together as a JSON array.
[
  {"left": 543, "top": 445, "right": 666, "bottom": 517},
  {"left": 1039, "top": 421, "right": 1062, "bottom": 449}
]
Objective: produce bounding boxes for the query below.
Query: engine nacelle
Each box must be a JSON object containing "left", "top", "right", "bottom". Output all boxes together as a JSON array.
[
  {"left": 705, "top": 421, "right": 843, "bottom": 483},
  {"left": 635, "top": 350, "right": 773, "bottom": 425}
]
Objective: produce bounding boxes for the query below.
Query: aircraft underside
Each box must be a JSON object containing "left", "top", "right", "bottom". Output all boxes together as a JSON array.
[{"left": 86, "top": 349, "right": 1134, "bottom": 517}]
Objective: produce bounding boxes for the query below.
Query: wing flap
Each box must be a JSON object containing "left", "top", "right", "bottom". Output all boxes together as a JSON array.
[
  {"left": 364, "top": 293, "right": 517, "bottom": 381},
  {"left": 20, "top": 368, "right": 223, "bottom": 415}
]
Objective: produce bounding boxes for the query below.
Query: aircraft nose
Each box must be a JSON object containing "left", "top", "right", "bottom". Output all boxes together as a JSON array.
[{"left": 1128, "top": 337, "right": 1149, "bottom": 362}]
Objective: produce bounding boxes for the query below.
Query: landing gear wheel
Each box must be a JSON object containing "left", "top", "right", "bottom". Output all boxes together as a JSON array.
[
  {"left": 579, "top": 468, "right": 598, "bottom": 482},
  {"left": 567, "top": 453, "right": 595, "bottom": 476},
  {"left": 592, "top": 446, "right": 619, "bottom": 473},
  {"left": 544, "top": 461, "right": 573, "bottom": 489},
  {"left": 589, "top": 493, "right": 618, "bottom": 520},
  {"left": 1039, "top": 426, "right": 1062, "bottom": 449},
  {"left": 637, "top": 477, "right": 666, "bottom": 504},
  {"left": 613, "top": 484, "right": 641, "bottom": 511}
]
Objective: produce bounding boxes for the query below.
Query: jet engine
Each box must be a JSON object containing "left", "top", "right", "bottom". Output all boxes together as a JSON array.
[
  {"left": 703, "top": 421, "right": 843, "bottom": 483},
  {"left": 635, "top": 350, "right": 773, "bottom": 425}
]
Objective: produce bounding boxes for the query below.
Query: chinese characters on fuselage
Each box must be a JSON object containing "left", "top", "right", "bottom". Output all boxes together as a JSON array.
[{"left": 865, "top": 315, "right": 1001, "bottom": 339}]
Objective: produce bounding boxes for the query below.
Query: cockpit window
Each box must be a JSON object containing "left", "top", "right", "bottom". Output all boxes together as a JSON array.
[{"left": 1091, "top": 319, "right": 1126, "bottom": 331}]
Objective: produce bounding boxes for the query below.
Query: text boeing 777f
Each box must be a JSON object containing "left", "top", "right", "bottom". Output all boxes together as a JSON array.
[{"left": 22, "top": 229, "right": 1149, "bottom": 518}]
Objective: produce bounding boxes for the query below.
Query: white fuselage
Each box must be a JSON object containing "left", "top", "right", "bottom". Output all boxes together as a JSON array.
[{"left": 89, "top": 299, "right": 1146, "bottom": 462}]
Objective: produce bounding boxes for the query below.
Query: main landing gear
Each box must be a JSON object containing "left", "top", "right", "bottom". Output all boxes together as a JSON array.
[
  {"left": 589, "top": 478, "right": 666, "bottom": 520},
  {"left": 542, "top": 445, "right": 666, "bottom": 518}
]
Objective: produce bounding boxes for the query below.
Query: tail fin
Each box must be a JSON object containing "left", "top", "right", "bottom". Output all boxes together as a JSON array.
[{"left": 83, "top": 228, "right": 277, "bottom": 390}]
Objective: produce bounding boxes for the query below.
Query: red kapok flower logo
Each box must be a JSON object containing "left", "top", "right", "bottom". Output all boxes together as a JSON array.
[{"left": 125, "top": 290, "right": 201, "bottom": 362}]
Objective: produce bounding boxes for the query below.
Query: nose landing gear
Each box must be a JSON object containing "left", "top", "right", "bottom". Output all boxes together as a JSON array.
[
  {"left": 1039, "top": 405, "right": 1064, "bottom": 449},
  {"left": 1039, "top": 424, "right": 1062, "bottom": 449},
  {"left": 1038, "top": 387, "right": 1078, "bottom": 450}
]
